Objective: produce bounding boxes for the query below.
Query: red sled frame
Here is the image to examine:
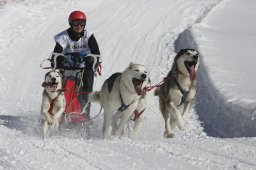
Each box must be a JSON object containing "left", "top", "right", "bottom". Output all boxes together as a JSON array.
[{"left": 60, "top": 69, "right": 91, "bottom": 124}]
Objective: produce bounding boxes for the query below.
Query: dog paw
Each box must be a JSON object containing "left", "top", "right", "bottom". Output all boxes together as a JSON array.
[
  {"left": 110, "top": 135, "right": 120, "bottom": 140},
  {"left": 178, "top": 126, "right": 185, "bottom": 131},
  {"left": 45, "top": 116, "right": 53, "bottom": 125},
  {"left": 166, "top": 133, "right": 175, "bottom": 138},
  {"left": 177, "top": 119, "right": 185, "bottom": 130},
  {"left": 129, "top": 132, "right": 137, "bottom": 139},
  {"left": 177, "top": 122, "right": 185, "bottom": 131},
  {"left": 113, "top": 132, "right": 120, "bottom": 138},
  {"left": 103, "top": 133, "right": 112, "bottom": 140},
  {"left": 164, "top": 131, "right": 175, "bottom": 138}
]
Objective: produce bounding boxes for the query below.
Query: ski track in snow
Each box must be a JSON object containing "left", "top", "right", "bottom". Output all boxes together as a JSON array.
[
  {"left": 1, "top": 0, "right": 256, "bottom": 169},
  {"left": 0, "top": 149, "right": 32, "bottom": 170}
]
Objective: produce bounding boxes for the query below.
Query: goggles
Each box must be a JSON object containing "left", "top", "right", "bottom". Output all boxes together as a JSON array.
[{"left": 72, "top": 20, "right": 86, "bottom": 27}]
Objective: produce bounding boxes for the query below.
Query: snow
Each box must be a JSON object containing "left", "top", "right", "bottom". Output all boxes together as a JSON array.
[{"left": 0, "top": 0, "right": 256, "bottom": 169}]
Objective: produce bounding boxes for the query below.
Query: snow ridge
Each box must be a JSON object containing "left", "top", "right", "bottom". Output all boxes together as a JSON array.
[{"left": 175, "top": 29, "right": 256, "bottom": 138}]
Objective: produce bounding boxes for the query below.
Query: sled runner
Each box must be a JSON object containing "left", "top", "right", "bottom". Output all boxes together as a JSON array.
[{"left": 41, "top": 52, "right": 102, "bottom": 124}]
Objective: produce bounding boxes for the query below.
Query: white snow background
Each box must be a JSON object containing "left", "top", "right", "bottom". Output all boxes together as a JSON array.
[{"left": 0, "top": 0, "right": 256, "bottom": 169}]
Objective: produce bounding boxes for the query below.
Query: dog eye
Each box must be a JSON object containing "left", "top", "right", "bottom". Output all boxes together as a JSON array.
[
  {"left": 134, "top": 69, "right": 139, "bottom": 72},
  {"left": 144, "top": 71, "right": 147, "bottom": 74}
]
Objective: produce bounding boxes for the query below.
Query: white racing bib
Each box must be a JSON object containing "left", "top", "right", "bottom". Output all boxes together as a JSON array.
[{"left": 54, "top": 29, "right": 92, "bottom": 68}]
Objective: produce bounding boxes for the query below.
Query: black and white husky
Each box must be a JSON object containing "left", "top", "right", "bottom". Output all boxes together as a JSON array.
[
  {"left": 89, "top": 63, "right": 150, "bottom": 139},
  {"left": 155, "top": 49, "right": 199, "bottom": 138},
  {"left": 41, "top": 70, "right": 66, "bottom": 139}
]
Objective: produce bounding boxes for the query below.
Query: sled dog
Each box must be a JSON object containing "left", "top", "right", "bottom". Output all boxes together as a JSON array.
[
  {"left": 41, "top": 70, "right": 66, "bottom": 139},
  {"left": 155, "top": 49, "right": 199, "bottom": 138},
  {"left": 89, "top": 63, "right": 150, "bottom": 139}
]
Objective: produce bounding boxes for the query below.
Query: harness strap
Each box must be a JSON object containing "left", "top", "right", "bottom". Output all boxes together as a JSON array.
[
  {"left": 143, "top": 80, "right": 164, "bottom": 93},
  {"left": 118, "top": 94, "right": 131, "bottom": 112},
  {"left": 172, "top": 77, "right": 189, "bottom": 106},
  {"left": 131, "top": 108, "right": 146, "bottom": 121},
  {"left": 48, "top": 97, "right": 58, "bottom": 116},
  {"left": 45, "top": 90, "right": 62, "bottom": 116}
]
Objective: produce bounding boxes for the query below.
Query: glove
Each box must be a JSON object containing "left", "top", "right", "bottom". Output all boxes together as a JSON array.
[
  {"left": 51, "top": 53, "right": 66, "bottom": 69},
  {"left": 83, "top": 54, "right": 102, "bottom": 73}
]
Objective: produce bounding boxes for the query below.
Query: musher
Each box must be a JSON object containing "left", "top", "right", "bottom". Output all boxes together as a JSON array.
[{"left": 52, "top": 10, "right": 101, "bottom": 115}]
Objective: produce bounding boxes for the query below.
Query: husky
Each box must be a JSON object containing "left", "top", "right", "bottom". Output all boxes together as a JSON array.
[
  {"left": 89, "top": 63, "right": 150, "bottom": 139},
  {"left": 154, "top": 49, "right": 199, "bottom": 138},
  {"left": 41, "top": 70, "right": 66, "bottom": 139}
]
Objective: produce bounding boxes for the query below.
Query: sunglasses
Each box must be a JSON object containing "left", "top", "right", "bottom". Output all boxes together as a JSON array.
[{"left": 72, "top": 20, "right": 86, "bottom": 27}]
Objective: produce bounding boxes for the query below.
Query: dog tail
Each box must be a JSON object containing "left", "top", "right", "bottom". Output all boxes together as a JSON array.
[
  {"left": 89, "top": 91, "right": 101, "bottom": 103},
  {"left": 154, "top": 87, "right": 159, "bottom": 96}
]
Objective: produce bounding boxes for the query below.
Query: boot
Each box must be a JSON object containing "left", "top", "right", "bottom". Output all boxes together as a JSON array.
[{"left": 79, "top": 94, "right": 91, "bottom": 115}]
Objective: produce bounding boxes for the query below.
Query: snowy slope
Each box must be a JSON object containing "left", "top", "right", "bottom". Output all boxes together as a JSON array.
[
  {"left": 0, "top": 0, "right": 256, "bottom": 169},
  {"left": 191, "top": 0, "right": 256, "bottom": 138}
]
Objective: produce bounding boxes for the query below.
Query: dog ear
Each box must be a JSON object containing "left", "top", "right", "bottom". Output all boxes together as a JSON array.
[
  {"left": 55, "top": 69, "right": 60, "bottom": 74},
  {"left": 177, "top": 49, "right": 187, "bottom": 56},
  {"left": 129, "top": 62, "right": 134, "bottom": 68},
  {"left": 45, "top": 71, "right": 51, "bottom": 79},
  {"left": 194, "top": 49, "right": 199, "bottom": 55}
]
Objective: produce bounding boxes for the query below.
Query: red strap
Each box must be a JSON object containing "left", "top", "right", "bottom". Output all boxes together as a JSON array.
[
  {"left": 144, "top": 79, "right": 165, "bottom": 93},
  {"left": 48, "top": 97, "right": 58, "bottom": 115},
  {"left": 132, "top": 108, "right": 146, "bottom": 121},
  {"left": 97, "top": 63, "right": 102, "bottom": 75}
]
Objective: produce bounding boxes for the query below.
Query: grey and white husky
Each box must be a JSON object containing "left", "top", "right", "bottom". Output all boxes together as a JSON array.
[
  {"left": 155, "top": 49, "right": 199, "bottom": 138},
  {"left": 89, "top": 63, "right": 150, "bottom": 139},
  {"left": 41, "top": 70, "right": 66, "bottom": 139}
]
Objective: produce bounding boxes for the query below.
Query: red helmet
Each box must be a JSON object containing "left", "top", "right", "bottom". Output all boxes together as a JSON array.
[{"left": 68, "top": 11, "right": 86, "bottom": 25}]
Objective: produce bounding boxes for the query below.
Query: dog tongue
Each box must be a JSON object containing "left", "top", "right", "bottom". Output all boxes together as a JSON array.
[
  {"left": 50, "top": 84, "right": 57, "bottom": 91},
  {"left": 135, "top": 84, "right": 142, "bottom": 95},
  {"left": 189, "top": 65, "right": 196, "bottom": 81}
]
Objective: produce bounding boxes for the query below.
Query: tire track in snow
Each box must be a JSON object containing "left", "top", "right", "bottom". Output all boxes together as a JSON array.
[
  {"left": 117, "top": 138, "right": 256, "bottom": 170},
  {"left": 0, "top": 149, "right": 32, "bottom": 170},
  {"left": 30, "top": 140, "right": 101, "bottom": 170},
  {"left": 57, "top": 144, "right": 102, "bottom": 170}
]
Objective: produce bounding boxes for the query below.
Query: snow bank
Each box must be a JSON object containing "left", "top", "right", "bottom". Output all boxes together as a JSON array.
[{"left": 175, "top": 28, "right": 256, "bottom": 138}]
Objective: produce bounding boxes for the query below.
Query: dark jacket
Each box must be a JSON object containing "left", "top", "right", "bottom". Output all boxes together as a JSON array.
[{"left": 53, "top": 27, "right": 100, "bottom": 55}]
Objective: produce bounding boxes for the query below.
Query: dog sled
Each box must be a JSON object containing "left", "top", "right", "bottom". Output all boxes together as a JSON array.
[{"left": 40, "top": 52, "right": 102, "bottom": 125}]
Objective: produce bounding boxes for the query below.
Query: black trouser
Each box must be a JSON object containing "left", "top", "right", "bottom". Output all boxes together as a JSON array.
[
  {"left": 78, "top": 69, "right": 94, "bottom": 114},
  {"left": 78, "top": 56, "right": 96, "bottom": 115}
]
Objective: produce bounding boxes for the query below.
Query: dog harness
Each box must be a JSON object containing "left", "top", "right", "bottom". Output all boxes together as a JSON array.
[
  {"left": 106, "top": 73, "right": 131, "bottom": 111},
  {"left": 105, "top": 72, "right": 145, "bottom": 120},
  {"left": 118, "top": 94, "right": 131, "bottom": 112},
  {"left": 45, "top": 90, "right": 62, "bottom": 116},
  {"left": 131, "top": 108, "right": 146, "bottom": 121},
  {"left": 164, "top": 76, "right": 189, "bottom": 106},
  {"left": 118, "top": 95, "right": 146, "bottom": 121},
  {"left": 173, "top": 77, "right": 189, "bottom": 106}
]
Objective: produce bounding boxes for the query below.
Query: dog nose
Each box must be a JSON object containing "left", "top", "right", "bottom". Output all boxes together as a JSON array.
[
  {"left": 51, "top": 78, "right": 56, "bottom": 82},
  {"left": 193, "top": 55, "right": 198, "bottom": 61},
  {"left": 141, "top": 74, "right": 147, "bottom": 79}
]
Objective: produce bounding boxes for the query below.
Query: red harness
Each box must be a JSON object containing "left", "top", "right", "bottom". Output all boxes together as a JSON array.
[
  {"left": 48, "top": 96, "right": 58, "bottom": 116},
  {"left": 131, "top": 108, "right": 146, "bottom": 121}
]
